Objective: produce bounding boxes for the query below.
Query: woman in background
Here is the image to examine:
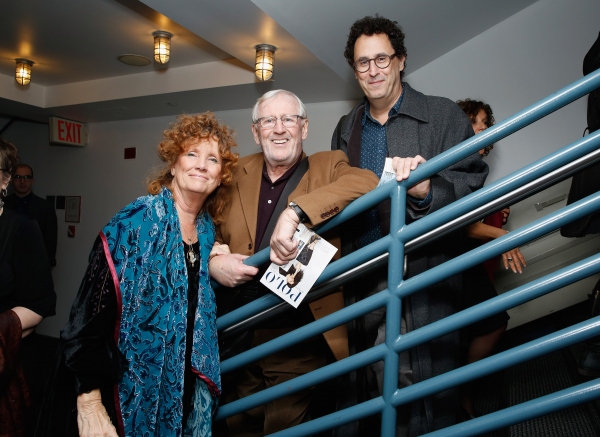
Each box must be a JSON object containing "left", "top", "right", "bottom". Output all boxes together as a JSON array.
[
  {"left": 457, "top": 99, "right": 525, "bottom": 419},
  {"left": 37, "top": 112, "right": 238, "bottom": 437},
  {"left": 0, "top": 138, "right": 56, "bottom": 437}
]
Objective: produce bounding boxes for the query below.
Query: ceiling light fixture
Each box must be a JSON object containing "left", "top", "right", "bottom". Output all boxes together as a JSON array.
[
  {"left": 153, "top": 31, "right": 172, "bottom": 64},
  {"left": 15, "top": 58, "right": 34, "bottom": 86},
  {"left": 255, "top": 44, "right": 276, "bottom": 81}
]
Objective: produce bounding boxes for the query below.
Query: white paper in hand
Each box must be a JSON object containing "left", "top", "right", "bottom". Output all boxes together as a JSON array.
[
  {"left": 377, "top": 157, "right": 396, "bottom": 187},
  {"left": 260, "top": 224, "right": 337, "bottom": 308}
]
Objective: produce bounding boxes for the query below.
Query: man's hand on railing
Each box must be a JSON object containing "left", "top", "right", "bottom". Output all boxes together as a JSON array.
[
  {"left": 209, "top": 244, "right": 258, "bottom": 287},
  {"left": 270, "top": 208, "right": 300, "bottom": 265},
  {"left": 391, "top": 155, "right": 431, "bottom": 199}
]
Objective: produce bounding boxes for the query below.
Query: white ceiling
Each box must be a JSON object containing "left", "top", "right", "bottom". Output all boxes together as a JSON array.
[{"left": 0, "top": 0, "right": 538, "bottom": 124}]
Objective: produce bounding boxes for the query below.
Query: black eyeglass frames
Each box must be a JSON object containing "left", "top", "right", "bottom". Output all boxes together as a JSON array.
[{"left": 353, "top": 53, "right": 398, "bottom": 73}]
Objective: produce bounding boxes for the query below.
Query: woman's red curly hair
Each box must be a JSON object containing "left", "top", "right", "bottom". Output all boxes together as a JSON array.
[{"left": 148, "top": 112, "right": 238, "bottom": 225}]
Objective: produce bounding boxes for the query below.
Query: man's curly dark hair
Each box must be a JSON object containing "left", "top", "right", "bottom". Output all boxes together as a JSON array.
[{"left": 344, "top": 14, "right": 407, "bottom": 78}]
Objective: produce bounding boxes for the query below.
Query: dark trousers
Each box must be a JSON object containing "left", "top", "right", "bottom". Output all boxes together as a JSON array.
[{"left": 224, "top": 328, "right": 327, "bottom": 437}]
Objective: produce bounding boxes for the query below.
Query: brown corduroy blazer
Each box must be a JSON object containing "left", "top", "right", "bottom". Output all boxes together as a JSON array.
[{"left": 216, "top": 150, "right": 378, "bottom": 360}]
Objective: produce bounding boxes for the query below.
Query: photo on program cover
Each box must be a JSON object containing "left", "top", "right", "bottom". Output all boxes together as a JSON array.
[{"left": 260, "top": 224, "right": 337, "bottom": 308}]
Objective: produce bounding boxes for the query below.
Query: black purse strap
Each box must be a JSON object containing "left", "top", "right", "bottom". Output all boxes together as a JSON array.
[{"left": 257, "top": 156, "right": 309, "bottom": 252}]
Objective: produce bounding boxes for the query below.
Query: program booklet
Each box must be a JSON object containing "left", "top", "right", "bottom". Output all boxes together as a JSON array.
[{"left": 260, "top": 224, "right": 337, "bottom": 308}]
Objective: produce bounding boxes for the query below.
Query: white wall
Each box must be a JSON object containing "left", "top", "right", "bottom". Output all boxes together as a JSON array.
[
  {"left": 406, "top": 0, "right": 599, "bottom": 184},
  {"left": 4, "top": 0, "right": 599, "bottom": 336}
]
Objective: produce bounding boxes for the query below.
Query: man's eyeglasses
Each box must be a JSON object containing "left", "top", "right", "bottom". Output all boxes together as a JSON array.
[
  {"left": 353, "top": 53, "right": 397, "bottom": 73},
  {"left": 255, "top": 115, "right": 304, "bottom": 129},
  {"left": 13, "top": 174, "right": 33, "bottom": 180}
]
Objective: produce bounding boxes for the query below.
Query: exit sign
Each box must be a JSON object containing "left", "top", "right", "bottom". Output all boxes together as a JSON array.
[{"left": 49, "top": 117, "right": 88, "bottom": 146}]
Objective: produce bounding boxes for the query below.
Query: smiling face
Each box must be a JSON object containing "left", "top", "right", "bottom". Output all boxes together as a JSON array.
[
  {"left": 171, "top": 138, "right": 222, "bottom": 203},
  {"left": 252, "top": 93, "right": 308, "bottom": 176},
  {"left": 353, "top": 33, "right": 405, "bottom": 108}
]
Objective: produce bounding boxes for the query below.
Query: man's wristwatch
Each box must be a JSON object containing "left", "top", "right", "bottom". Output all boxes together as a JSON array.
[{"left": 288, "top": 201, "right": 308, "bottom": 223}]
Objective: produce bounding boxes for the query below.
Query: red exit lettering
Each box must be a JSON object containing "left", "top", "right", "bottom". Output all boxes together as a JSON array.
[{"left": 57, "top": 120, "right": 83, "bottom": 144}]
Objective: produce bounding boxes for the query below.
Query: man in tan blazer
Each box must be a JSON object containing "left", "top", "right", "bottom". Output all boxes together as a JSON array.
[{"left": 209, "top": 89, "right": 377, "bottom": 436}]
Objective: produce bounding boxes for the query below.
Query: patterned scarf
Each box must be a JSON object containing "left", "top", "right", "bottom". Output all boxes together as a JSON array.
[{"left": 101, "top": 187, "right": 220, "bottom": 436}]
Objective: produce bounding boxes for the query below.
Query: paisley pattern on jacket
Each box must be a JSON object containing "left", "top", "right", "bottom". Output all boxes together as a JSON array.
[{"left": 101, "top": 187, "right": 220, "bottom": 436}]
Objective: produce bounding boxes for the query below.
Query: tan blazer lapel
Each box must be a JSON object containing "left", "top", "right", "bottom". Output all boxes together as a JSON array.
[{"left": 237, "top": 156, "right": 263, "bottom": 248}]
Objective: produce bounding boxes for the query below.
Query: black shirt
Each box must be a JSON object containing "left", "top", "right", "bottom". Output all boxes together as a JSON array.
[{"left": 0, "top": 208, "right": 56, "bottom": 317}]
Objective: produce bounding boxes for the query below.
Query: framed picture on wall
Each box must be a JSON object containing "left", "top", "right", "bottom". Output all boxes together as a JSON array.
[{"left": 65, "top": 196, "right": 81, "bottom": 223}]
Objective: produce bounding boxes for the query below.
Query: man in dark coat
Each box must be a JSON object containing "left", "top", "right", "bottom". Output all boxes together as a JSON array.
[
  {"left": 4, "top": 164, "right": 57, "bottom": 266},
  {"left": 560, "top": 31, "right": 600, "bottom": 376},
  {"left": 332, "top": 15, "right": 488, "bottom": 435}
]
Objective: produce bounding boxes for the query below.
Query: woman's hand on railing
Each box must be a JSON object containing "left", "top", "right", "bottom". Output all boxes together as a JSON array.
[
  {"left": 501, "top": 207, "right": 511, "bottom": 225},
  {"left": 502, "top": 247, "right": 526, "bottom": 274},
  {"left": 77, "top": 390, "right": 118, "bottom": 437}
]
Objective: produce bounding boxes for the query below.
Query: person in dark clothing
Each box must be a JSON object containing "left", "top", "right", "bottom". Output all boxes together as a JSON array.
[
  {"left": 561, "top": 31, "right": 600, "bottom": 377},
  {"left": 296, "top": 234, "right": 321, "bottom": 266},
  {"left": 279, "top": 262, "right": 305, "bottom": 288},
  {"left": 332, "top": 15, "right": 488, "bottom": 435},
  {"left": 4, "top": 163, "right": 58, "bottom": 266},
  {"left": 0, "top": 138, "right": 56, "bottom": 437}
]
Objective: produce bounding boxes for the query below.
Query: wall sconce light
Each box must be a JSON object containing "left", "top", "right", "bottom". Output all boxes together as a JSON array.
[
  {"left": 15, "top": 58, "right": 34, "bottom": 86},
  {"left": 153, "top": 31, "right": 172, "bottom": 64},
  {"left": 255, "top": 44, "right": 276, "bottom": 81}
]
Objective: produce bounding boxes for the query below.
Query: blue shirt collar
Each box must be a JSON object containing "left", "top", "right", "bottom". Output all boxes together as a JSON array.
[{"left": 362, "top": 84, "right": 405, "bottom": 126}]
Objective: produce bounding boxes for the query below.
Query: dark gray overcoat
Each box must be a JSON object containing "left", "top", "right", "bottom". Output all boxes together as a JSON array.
[{"left": 332, "top": 82, "right": 489, "bottom": 435}]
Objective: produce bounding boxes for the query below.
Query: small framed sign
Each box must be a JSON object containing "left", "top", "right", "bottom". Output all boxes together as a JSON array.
[{"left": 65, "top": 196, "right": 81, "bottom": 223}]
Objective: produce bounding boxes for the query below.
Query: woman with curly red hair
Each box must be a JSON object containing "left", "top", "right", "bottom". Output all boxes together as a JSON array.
[{"left": 37, "top": 112, "right": 238, "bottom": 437}]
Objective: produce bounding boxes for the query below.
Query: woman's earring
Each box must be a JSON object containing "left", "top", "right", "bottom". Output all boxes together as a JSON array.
[{"left": 1, "top": 188, "right": 6, "bottom": 197}]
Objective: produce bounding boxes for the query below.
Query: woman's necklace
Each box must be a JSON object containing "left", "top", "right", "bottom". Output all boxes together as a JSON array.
[
  {"left": 178, "top": 203, "right": 199, "bottom": 267},
  {"left": 185, "top": 237, "right": 198, "bottom": 267}
]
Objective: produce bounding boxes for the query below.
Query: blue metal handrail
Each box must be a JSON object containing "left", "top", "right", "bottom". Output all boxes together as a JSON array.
[
  {"left": 217, "top": 130, "right": 600, "bottom": 334},
  {"left": 258, "top": 311, "right": 600, "bottom": 437},
  {"left": 216, "top": 192, "right": 600, "bottom": 421},
  {"left": 216, "top": 69, "right": 600, "bottom": 435}
]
